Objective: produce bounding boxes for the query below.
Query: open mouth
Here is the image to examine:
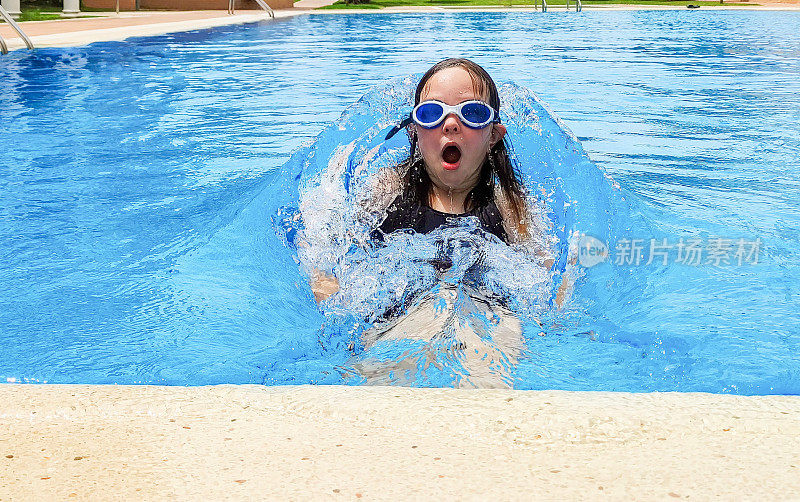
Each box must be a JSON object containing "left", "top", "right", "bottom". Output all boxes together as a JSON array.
[{"left": 441, "top": 144, "right": 461, "bottom": 169}]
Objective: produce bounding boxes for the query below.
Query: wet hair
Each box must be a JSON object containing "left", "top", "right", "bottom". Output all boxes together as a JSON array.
[{"left": 398, "top": 58, "right": 528, "bottom": 231}]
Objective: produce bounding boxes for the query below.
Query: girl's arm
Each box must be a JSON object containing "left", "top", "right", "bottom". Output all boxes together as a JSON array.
[
  {"left": 305, "top": 168, "right": 401, "bottom": 304},
  {"left": 496, "top": 192, "right": 576, "bottom": 309}
]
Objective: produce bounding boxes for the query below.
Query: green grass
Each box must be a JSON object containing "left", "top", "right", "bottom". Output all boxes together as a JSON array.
[
  {"left": 15, "top": 9, "right": 62, "bottom": 21},
  {"left": 19, "top": 1, "right": 119, "bottom": 13},
  {"left": 321, "top": 0, "right": 753, "bottom": 8},
  {"left": 0, "top": 9, "right": 117, "bottom": 23},
  {"left": 587, "top": 0, "right": 750, "bottom": 4}
]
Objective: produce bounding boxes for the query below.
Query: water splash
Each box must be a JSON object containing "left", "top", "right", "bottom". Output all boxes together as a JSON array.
[{"left": 273, "top": 76, "right": 639, "bottom": 387}]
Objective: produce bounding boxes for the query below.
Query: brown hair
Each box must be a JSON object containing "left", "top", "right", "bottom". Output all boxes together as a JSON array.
[{"left": 399, "top": 58, "right": 528, "bottom": 233}]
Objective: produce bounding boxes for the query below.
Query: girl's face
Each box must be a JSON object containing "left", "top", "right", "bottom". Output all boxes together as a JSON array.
[{"left": 413, "top": 66, "right": 506, "bottom": 195}]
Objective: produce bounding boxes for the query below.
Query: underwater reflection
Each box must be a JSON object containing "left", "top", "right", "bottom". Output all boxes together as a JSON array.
[
  {"left": 322, "top": 221, "right": 553, "bottom": 389},
  {"left": 353, "top": 283, "right": 524, "bottom": 389}
]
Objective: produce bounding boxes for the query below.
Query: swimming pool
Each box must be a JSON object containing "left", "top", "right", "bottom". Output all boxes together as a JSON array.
[{"left": 1, "top": 11, "right": 798, "bottom": 393}]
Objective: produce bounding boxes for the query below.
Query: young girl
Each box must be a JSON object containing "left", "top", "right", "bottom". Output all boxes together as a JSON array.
[
  {"left": 312, "top": 58, "right": 553, "bottom": 303},
  {"left": 302, "top": 58, "right": 569, "bottom": 387}
]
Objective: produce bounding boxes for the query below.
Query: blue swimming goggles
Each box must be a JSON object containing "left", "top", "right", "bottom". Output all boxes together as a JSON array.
[{"left": 385, "top": 100, "right": 500, "bottom": 140}]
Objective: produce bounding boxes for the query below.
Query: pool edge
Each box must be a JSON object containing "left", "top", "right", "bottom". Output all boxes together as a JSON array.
[
  {"left": 0, "top": 10, "right": 305, "bottom": 52},
  {"left": 2, "top": 384, "right": 798, "bottom": 498}
]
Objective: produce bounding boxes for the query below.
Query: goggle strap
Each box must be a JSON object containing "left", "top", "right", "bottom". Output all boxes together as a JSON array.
[{"left": 384, "top": 117, "right": 413, "bottom": 141}]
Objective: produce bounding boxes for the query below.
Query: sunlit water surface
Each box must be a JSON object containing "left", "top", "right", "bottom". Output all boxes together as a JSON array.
[{"left": 1, "top": 11, "right": 798, "bottom": 393}]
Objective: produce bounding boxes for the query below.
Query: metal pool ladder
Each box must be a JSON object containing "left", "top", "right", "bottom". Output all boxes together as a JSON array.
[
  {"left": 565, "top": 0, "right": 582, "bottom": 11},
  {"left": 534, "top": 0, "right": 548, "bottom": 11},
  {"left": 0, "top": 4, "right": 35, "bottom": 55},
  {"left": 228, "top": 0, "right": 275, "bottom": 19}
]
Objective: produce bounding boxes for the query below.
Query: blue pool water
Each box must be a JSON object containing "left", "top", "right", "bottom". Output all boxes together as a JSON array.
[{"left": 1, "top": 11, "right": 798, "bottom": 393}]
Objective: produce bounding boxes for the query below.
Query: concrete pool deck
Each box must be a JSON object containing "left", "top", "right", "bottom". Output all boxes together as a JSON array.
[
  {"left": 2, "top": 3, "right": 800, "bottom": 52},
  {"left": 0, "top": 10, "right": 301, "bottom": 51},
  {"left": 1, "top": 384, "right": 799, "bottom": 499}
]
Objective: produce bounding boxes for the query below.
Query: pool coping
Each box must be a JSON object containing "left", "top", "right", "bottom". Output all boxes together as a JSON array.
[
  {"left": 311, "top": 3, "right": 800, "bottom": 11},
  {"left": 2, "top": 5, "right": 799, "bottom": 52},
  {"left": 0, "top": 10, "right": 303, "bottom": 52},
  {"left": 1, "top": 384, "right": 798, "bottom": 498}
]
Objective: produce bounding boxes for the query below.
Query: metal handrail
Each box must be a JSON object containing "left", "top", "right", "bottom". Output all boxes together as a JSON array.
[
  {"left": 534, "top": 0, "right": 547, "bottom": 11},
  {"left": 0, "top": 4, "right": 35, "bottom": 51},
  {"left": 0, "top": 35, "right": 7, "bottom": 55},
  {"left": 228, "top": 0, "right": 275, "bottom": 18},
  {"left": 565, "top": 0, "right": 581, "bottom": 10},
  {"left": 253, "top": 0, "right": 275, "bottom": 18}
]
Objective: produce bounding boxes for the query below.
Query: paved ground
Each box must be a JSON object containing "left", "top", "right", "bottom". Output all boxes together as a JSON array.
[
  {"left": 1, "top": 385, "right": 799, "bottom": 500},
  {"left": 0, "top": 10, "right": 296, "bottom": 38},
  {"left": 1, "top": 11, "right": 262, "bottom": 38},
  {"left": 0, "top": 10, "right": 304, "bottom": 50}
]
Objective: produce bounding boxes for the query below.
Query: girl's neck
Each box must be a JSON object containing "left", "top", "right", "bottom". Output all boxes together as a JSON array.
[{"left": 428, "top": 183, "right": 471, "bottom": 214}]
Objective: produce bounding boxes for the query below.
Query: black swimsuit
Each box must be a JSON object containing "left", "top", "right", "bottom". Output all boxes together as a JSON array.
[
  {"left": 365, "top": 193, "right": 512, "bottom": 326},
  {"left": 371, "top": 194, "right": 509, "bottom": 244},
  {"left": 366, "top": 194, "right": 511, "bottom": 325}
]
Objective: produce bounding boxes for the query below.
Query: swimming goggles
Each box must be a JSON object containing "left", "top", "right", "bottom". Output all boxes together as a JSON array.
[{"left": 385, "top": 100, "right": 500, "bottom": 140}]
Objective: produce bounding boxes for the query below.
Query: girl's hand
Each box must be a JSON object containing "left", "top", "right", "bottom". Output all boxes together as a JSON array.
[{"left": 311, "top": 270, "right": 339, "bottom": 303}]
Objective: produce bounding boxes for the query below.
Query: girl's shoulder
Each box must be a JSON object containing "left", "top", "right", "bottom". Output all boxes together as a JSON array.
[
  {"left": 494, "top": 187, "right": 527, "bottom": 244},
  {"left": 495, "top": 189, "right": 556, "bottom": 267},
  {"left": 359, "top": 167, "right": 403, "bottom": 215}
]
